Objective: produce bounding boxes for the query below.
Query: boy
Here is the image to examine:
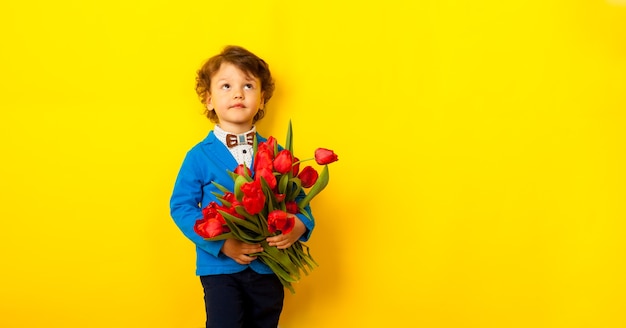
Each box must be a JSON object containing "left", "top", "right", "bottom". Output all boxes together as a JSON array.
[{"left": 170, "top": 45, "right": 315, "bottom": 328}]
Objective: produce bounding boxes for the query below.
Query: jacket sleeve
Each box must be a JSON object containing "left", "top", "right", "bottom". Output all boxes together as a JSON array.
[{"left": 169, "top": 149, "right": 225, "bottom": 257}]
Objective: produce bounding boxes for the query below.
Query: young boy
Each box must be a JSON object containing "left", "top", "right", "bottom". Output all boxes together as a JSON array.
[{"left": 169, "top": 45, "right": 315, "bottom": 328}]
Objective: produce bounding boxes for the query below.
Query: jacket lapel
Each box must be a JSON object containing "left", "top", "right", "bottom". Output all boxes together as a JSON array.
[{"left": 199, "top": 131, "right": 238, "bottom": 170}]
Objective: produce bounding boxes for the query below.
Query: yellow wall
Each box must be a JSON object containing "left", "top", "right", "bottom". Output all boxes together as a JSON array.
[{"left": 2, "top": 1, "right": 625, "bottom": 327}]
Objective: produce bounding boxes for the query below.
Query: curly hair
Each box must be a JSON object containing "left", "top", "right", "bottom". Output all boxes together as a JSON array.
[{"left": 195, "top": 45, "right": 275, "bottom": 123}]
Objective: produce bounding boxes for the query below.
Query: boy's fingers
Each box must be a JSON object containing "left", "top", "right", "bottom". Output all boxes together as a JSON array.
[{"left": 238, "top": 254, "right": 256, "bottom": 264}]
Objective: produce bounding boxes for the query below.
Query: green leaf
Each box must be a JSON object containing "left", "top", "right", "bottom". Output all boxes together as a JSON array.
[
  {"left": 285, "top": 120, "right": 293, "bottom": 153},
  {"left": 278, "top": 173, "right": 289, "bottom": 195},
  {"left": 211, "top": 181, "right": 231, "bottom": 194},
  {"left": 259, "top": 254, "right": 296, "bottom": 281},
  {"left": 228, "top": 167, "right": 252, "bottom": 181},
  {"left": 300, "top": 243, "right": 318, "bottom": 269},
  {"left": 286, "top": 248, "right": 306, "bottom": 274},
  {"left": 286, "top": 178, "right": 302, "bottom": 202},
  {"left": 227, "top": 222, "right": 262, "bottom": 243},
  {"left": 261, "top": 241, "right": 299, "bottom": 273},
  {"left": 219, "top": 211, "right": 264, "bottom": 243},
  {"left": 234, "top": 207, "right": 263, "bottom": 231},
  {"left": 221, "top": 211, "right": 262, "bottom": 234},
  {"left": 205, "top": 232, "right": 235, "bottom": 241},
  {"left": 259, "top": 255, "right": 296, "bottom": 294},
  {"left": 289, "top": 242, "right": 317, "bottom": 272},
  {"left": 257, "top": 176, "right": 278, "bottom": 213},
  {"left": 233, "top": 175, "right": 248, "bottom": 201},
  {"left": 257, "top": 212, "right": 270, "bottom": 236},
  {"left": 211, "top": 192, "right": 233, "bottom": 207}
]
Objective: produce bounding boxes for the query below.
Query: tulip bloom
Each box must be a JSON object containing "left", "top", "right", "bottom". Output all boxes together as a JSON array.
[
  {"left": 314, "top": 148, "right": 339, "bottom": 165},
  {"left": 234, "top": 164, "right": 251, "bottom": 177},
  {"left": 202, "top": 202, "right": 226, "bottom": 225},
  {"left": 255, "top": 167, "right": 277, "bottom": 190},
  {"left": 273, "top": 149, "right": 294, "bottom": 174},
  {"left": 253, "top": 145, "right": 274, "bottom": 172},
  {"left": 286, "top": 201, "right": 299, "bottom": 214},
  {"left": 223, "top": 200, "right": 244, "bottom": 219},
  {"left": 241, "top": 180, "right": 266, "bottom": 215},
  {"left": 222, "top": 192, "right": 236, "bottom": 204},
  {"left": 242, "top": 193, "right": 265, "bottom": 215},
  {"left": 196, "top": 201, "right": 228, "bottom": 238},
  {"left": 194, "top": 218, "right": 224, "bottom": 238},
  {"left": 274, "top": 193, "right": 286, "bottom": 202},
  {"left": 291, "top": 157, "right": 300, "bottom": 177},
  {"left": 298, "top": 166, "right": 319, "bottom": 188},
  {"left": 267, "top": 210, "right": 295, "bottom": 235},
  {"left": 265, "top": 136, "right": 278, "bottom": 156}
]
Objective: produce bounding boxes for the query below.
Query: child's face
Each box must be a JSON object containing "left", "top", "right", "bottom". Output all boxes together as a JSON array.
[{"left": 207, "top": 62, "right": 264, "bottom": 133}]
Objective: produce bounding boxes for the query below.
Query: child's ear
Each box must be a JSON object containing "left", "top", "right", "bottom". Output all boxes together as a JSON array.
[{"left": 206, "top": 94, "right": 214, "bottom": 110}]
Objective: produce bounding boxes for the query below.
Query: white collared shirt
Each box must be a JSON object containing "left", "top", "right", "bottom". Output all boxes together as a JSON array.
[{"left": 213, "top": 125, "right": 255, "bottom": 167}]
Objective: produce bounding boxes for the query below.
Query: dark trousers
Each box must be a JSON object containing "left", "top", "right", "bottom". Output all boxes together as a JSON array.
[{"left": 200, "top": 268, "right": 284, "bottom": 328}]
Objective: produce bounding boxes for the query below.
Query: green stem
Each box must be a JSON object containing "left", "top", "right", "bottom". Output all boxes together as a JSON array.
[{"left": 292, "top": 158, "right": 314, "bottom": 166}]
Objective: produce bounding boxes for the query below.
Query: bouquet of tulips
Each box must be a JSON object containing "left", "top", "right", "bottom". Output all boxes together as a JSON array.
[{"left": 193, "top": 121, "right": 338, "bottom": 293}]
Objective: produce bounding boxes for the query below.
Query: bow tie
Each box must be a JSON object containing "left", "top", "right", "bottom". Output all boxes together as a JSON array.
[{"left": 226, "top": 132, "right": 255, "bottom": 148}]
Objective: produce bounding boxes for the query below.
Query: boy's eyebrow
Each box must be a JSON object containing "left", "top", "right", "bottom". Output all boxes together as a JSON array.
[{"left": 243, "top": 75, "right": 258, "bottom": 82}]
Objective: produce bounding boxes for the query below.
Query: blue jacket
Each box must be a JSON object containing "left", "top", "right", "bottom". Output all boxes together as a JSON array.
[{"left": 170, "top": 131, "right": 315, "bottom": 276}]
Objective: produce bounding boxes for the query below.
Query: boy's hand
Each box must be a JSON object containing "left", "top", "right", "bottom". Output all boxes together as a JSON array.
[
  {"left": 266, "top": 216, "right": 306, "bottom": 249},
  {"left": 221, "top": 239, "right": 263, "bottom": 265}
]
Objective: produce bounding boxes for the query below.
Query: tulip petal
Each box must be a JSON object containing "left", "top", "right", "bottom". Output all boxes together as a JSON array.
[{"left": 297, "top": 165, "right": 329, "bottom": 211}]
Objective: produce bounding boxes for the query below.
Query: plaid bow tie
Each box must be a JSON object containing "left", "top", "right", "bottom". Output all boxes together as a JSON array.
[{"left": 226, "top": 132, "right": 255, "bottom": 148}]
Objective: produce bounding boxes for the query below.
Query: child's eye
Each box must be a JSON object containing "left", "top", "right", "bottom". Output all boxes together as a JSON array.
[
  {"left": 244, "top": 84, "right": 254, "bottom": 90},
  {"left": 221, "top": 84, "right": 230, "bottom": 90}
]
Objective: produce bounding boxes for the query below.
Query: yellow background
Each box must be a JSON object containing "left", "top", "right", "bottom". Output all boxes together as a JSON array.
[{"left": 1, "top": 1, "right": 625, "bottom": 327}]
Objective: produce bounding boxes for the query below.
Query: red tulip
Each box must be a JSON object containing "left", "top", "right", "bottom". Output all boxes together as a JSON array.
[
  {"left": 242, "top": 194, "right": 265, "bottom": 215},
  {"left": 202, "top": 202, "right": 225, "bottom": 224},
  {"left": 241, "top": 180, "right": 266, "bottom": 215},
  {"left": 224, "top": 200, "right": 244, "bottom": 219},
  {"left": 240, "top": 179, "right": 261, "bottom": 195},
  {"left": 222, "top": 192, "right": 236, "bottom": 204},
  {"left": 286, "top": 201, "right": 299, "bottom": 214},
  {"left": 273, "top": 149, "right": 293, "bottom": 174},
  {"left": 255, "top": 167, "right": 277, "bottom": 190},
  {"left": 202, "top": 202, "right": 217, "bottom": 219},
  {"left": 234, "top": 164, "right": 251, "bottom": 177},
  {"left": 194, "top": 218, "right": 224, "bottom": 238},
  {"left": 265, "top": 136, "right": 278, "bottom": 156},
  {"left": 291, "top": 157, "right": 300, "bottom": 176},
  {"left": 267, "top": 210, "right": 295, "bottom": 234},
  {"left": 274, "top": 193, "right": 286, "bottom": 202},
  {"left": 314, "top": 148, "right": 338, "bottom": 165},
  {"left": 298, "top": 166, "right": 318, "bottom": 188},
  {"left": 253, "top": 146, "right": 274, "bottom": 172}
]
